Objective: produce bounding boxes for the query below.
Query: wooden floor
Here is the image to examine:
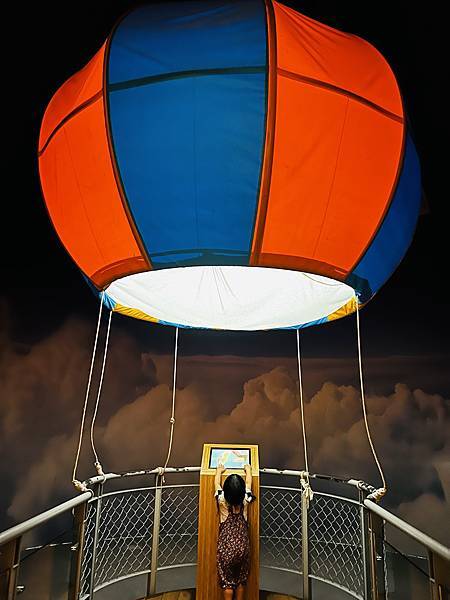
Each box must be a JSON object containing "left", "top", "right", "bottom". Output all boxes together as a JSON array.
[{"left": 145, "top": 592, "right": 299, "bottom": 600}]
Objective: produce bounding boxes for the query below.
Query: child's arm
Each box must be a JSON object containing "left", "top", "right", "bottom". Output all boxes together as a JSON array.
[
  {"left": 244, "top": 464, "right": 252, "bottom": 491},
  {"left": 215, "top": 464, "right": 225, "bottom": 491},
  {"left": 243, "top": 464, "right": 255, "bottom": 506}
]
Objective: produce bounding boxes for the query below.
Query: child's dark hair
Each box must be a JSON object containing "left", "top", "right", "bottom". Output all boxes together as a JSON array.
[{"left": 223, "top": 473, "right": 246, "bottom": 506}]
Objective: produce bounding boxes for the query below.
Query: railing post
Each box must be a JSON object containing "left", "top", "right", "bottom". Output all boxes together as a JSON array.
[
  {"left": 301, "top": 491, "right": 311, "bottom": 600},
  {"left": 0, "top": 537, "right": 22, "bottom": 600},
  {"left": 88, "top": 482, "right": 103, "bottom": 599},
  {"left": 367, "top": 510, "right": 386, "bottom": 600},
  {"left": 68, "top": 500, "right": 88, "bottom": 600},
  {"left": 428, "top": 549, "right": 450, "bottom": 600},
  {"left": 147, "top": 473, "right": 162, "bottom": 597},
  {"left": 360, "top": 492, "right": 371, "bottom": 600}
]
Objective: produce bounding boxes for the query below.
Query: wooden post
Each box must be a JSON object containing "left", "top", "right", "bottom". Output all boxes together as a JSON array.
[
  {"left": 428, "top": 549, "right": 450, "bottom": 600},
  {"left": 368, "top": 511, "right": 386, "bottom": 600},
  {"left": 68, "top": 501, "right": 88, "bottom": 600},
  {"left": 196, "top": 444, "right": 259, "bottom": 600},
  {"left": 0, "top": 537, "right": 22, "bottom": 600},
  {"left": 147, "top": 473, "right": 163, "bottom": 597}
]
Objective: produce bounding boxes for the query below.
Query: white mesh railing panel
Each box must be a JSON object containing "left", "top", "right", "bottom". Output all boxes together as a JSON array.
[
  {"left": 309, "top": 493, "right": 364, "bottom": 598},
  {"left": 158, "top": 485, "right": 199, "bottom": 568},
  {"left": 260, "top": 486, "right": 302, "bottom": 572}
]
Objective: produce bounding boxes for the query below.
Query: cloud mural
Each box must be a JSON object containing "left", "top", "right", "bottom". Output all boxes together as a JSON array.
[{"left": 1, "top": 313, "right": 449, "bottom": 546}]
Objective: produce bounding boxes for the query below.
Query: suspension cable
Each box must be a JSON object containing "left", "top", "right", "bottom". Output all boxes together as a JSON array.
[
  {"left": 296, "top": 329, "right": 309, "bottom": 475},
  {"left": 90, "top": 309, "right": 113, "bottom": 476},
  {"left": 296, "top": 329, "right": 313, "bottom": 506},
  {"left": 72, "top": 292, "right": 104, "bottom": 491},
  {"left": 162, "top": 327, "right": 179, "bottom": 475},
  {"left": 355, "top": 295, "right": 387, "bottom": 500}
]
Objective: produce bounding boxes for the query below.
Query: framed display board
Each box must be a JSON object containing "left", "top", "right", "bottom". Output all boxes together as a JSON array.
[
  {"left": 208, "top": 447, "right": 251, "bottom": 469},
  {"left": 200, "top": 443, "right": 259, "bottom": 476}
]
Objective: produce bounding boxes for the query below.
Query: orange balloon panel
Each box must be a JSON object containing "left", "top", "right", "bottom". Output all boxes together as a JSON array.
[
  {"left": 272, "top": 1, "right": 403, "bottom": 118},
  {"left": 253, "top": 1, "right": 404, "bottom": 279},
  {"left": 38, "top": 92, "right": 147, "bottom": 288},
  {"left": 39, "top": 44, "right": 106, "bottom": 155},
  {"left": 314, "top": 100, "right": 403, "bottom": 271}
]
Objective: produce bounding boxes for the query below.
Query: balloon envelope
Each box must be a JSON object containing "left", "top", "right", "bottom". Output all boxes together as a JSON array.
[{"left": 38, "top": 1, "right": 421, "bottom": 330}]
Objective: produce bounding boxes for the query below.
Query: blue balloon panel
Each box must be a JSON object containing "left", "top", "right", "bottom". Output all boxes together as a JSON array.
[
  {"left": 108, "top": 73, "right": 266, "bottom": 267},
  {"left": 109, "top": 0, "right": 267, "bottom": 83}
]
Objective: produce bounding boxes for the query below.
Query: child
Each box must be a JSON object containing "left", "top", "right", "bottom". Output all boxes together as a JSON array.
[{"left": 214, "top": 463, "right": 255, "bottom": 599}]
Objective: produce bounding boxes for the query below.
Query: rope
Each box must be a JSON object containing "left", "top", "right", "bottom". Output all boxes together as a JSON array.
[
  {"left": 296, "top": 329, "right": 309, "bottom": 475},
  {"left": 355, "top": 295, "right": 387, "bottom": 500},
  {"left": 90, "top": 309, "right": 113, "bottom": 476},
  {"left": 161, "top": 327, "right": 179, "bottom": 478},
  {"left": 296, "top": 329, "right": 313, "bottom": 504},
  {"left": 72, "top": 292, "right": 104, "bottom": 492}
]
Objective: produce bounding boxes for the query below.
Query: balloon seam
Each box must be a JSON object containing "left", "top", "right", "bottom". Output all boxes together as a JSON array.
[
  {"left": 278, "top": 69, "right": 404, "bottom": 124},
  {"left": 102, "top": 17, "right": 153, "bottom": 274},
  {"left": 38, "top": 91, "right": 103, "bottom": 156},
  {"left": 250, "top": 0, "right": 278, "bottom": 265},
  {"left": 347, "top": 121, "right": 407, "bottom": 276},
  {"left": 109, "top": 66, "right": 266, "bottom": 92}
]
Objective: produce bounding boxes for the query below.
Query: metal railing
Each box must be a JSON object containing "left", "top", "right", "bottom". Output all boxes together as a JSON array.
[{"left": 1, "top": 467, "right": 449, "bottom": 600}]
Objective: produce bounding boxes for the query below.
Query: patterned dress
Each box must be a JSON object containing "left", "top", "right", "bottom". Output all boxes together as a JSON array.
[{"left": 216, "top": 504, "right": 250, "bottom": 589}]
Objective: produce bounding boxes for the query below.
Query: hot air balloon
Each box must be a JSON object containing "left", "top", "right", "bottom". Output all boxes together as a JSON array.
[{"left": 38, "top": 0, "right": 421, "bottom": 332}]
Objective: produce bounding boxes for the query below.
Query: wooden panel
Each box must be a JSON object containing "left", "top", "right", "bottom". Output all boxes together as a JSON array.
[{"left": 197, "top": 444, "right": 259, "bottom": 599}]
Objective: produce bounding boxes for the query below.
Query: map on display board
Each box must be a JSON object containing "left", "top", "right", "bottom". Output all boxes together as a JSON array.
[{"left": 209, "top": 447, "right": 250, "bottom": 469}]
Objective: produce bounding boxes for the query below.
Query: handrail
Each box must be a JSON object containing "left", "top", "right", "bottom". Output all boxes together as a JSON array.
[
  {"left": 0, "top": 491, "right": 92, "bottom": 546},
  {"left": 260, "top": 468, "right": 377, "bottom": 493},
  {"left": 84, "top": 465, "right": 201, "bottom": 486},
  {"left": 83, "top": 465, "right": 377, "bottom": 492},
  {"left": 364, "top": 498, "right": 450, "bottom": 562}
]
